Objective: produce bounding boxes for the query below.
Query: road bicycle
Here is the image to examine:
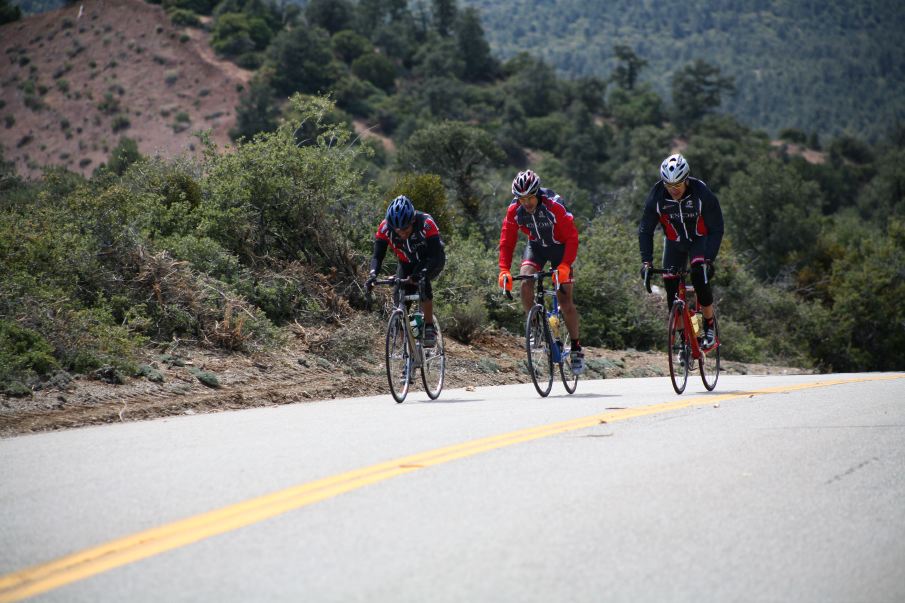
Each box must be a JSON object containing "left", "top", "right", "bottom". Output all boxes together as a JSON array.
[
  {"left": 504, "top": 270, "right": 578, "bottom": 397},
  {"left": 367, "top": 276, "right": 445, "bottom": 403},
  {"left": 644, "top": 267, "right": 720, "bottom": 394}
]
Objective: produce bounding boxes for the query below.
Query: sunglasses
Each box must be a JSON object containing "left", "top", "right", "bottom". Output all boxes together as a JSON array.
[{"left": 664, "top": 180, "right": 687, "bottom": 190}]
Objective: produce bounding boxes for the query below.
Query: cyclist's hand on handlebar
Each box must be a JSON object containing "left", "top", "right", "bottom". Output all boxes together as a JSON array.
[
  {"left": 641, "top": 262, "right": 653, "bottom": 293},
  {"left": 555, "top": 264, "right": 571, "bottom": 289},
  {"left": 498, "top": 269, "right": 512, "bottom": 292}
]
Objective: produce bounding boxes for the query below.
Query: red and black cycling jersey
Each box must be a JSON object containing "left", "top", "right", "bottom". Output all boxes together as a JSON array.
[
  {"left": 370, "top": 211, "right": 445, "bottom": 276},
  {"left": 498, "top": 188, "right": 579, "bottom": 270},
  {"left": 638, "top": 177, "right": 724, "bottom": 264}
]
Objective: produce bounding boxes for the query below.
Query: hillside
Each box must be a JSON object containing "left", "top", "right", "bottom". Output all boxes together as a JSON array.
[
  {"left": 461, "top": 0, "right": 905, "bottom": 142},
  {"left": 0, "top": 0, "right": 249, "bottom": 178}
]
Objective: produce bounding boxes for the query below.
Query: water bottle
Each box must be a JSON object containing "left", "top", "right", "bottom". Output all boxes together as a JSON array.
[
  {"left": 691, "top": 313, "right": 703, "bottom": 338},
  {"left": 548, "top": 314, "right": 559, "bottom": 332},
  {"left": 411, "top": 312, "right": 423, "bottom": 338}
]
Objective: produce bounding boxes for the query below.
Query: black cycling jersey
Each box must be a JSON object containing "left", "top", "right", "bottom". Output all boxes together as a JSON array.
[{"left": 370, "top": 211, "right": 446, "bottom": 279}]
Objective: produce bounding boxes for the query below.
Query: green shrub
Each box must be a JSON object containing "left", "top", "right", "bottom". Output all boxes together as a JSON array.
[
  {"left": 111, "top": 114, "right": 131, "bottom": 133},
  {"left": 433, "top": 235, "right": 496, "bottom": 343},
  {"left": 351, "top": 53, "right": 396, "bottom": 92},
  {"left": 167, "top": 8, "right": 200, "bottom": 27},
  {"left": 203, "top": 94, "right": 372, "bottom": 278},
  {"left": 332, "top": 29, "right": 372, "bottom": 63},
  {"left": 0, "top": 319, "right": 59, "bottom": 388},
  {"left": 189, "top": 367, "right": 220, "bottom": 387},
  {"left": 384, "top": 173, "right": 456, "bottom": 238}
]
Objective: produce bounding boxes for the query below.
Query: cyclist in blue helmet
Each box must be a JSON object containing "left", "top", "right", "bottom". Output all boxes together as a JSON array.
[
  {"left": 366, "top": 195, "right": 446, "bottom": 347},
  {"left": 638, "top": 154, "right": 724, "bottom": 350}
]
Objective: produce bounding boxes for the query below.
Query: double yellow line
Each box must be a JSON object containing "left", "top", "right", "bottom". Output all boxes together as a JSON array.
[{"left": 1, "top": 375, "right": 900, "bottom": 601}]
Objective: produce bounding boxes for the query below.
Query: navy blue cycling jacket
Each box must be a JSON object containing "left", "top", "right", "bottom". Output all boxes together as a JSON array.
[{"left": 638, "top": 177, "right": 724, "bottom": 264}]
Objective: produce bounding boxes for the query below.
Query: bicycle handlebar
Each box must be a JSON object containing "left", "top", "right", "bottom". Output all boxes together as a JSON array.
[
  {"left": 643, "top": 266, "right": 690, "bottom": 294},
  {"left": 502, "top": 269, "right": 559, "bottom": 300},
  {"left": 365, "top": 275, "right": 427, "bottom": 310}
]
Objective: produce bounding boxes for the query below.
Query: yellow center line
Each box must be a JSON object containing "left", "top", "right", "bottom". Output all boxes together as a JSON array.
[{"left": 1, "top": 374, "right": 901, "bottom": 602}]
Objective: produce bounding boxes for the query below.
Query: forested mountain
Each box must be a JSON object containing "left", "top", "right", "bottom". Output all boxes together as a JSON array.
[
  {"left": 461, "top": 0, "right": 905, "bottom": 142},
  {"left": 15, "top": 0, "right": 903, "bottom": 140}
]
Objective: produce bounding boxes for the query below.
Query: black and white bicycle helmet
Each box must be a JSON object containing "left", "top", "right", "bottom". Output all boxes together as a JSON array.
[
  {"left": 512, "top": 170, "right": 541, "bottom": 197},
  {"left": 660, "top": 153, "right": 690, "bottom": 184}
]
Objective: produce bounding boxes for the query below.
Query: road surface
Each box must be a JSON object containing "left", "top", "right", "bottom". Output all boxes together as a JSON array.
[{"left": 1, "top": 373, "right": 904, "bottom": 602}]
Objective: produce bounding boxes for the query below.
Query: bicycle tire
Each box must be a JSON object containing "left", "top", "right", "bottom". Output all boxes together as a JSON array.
[
  {"left": 385, "top": 311, "right": 410, "bottom": 403},
  {"left": 699, "top": 313, "right": 720, "bottom": 391},
  {"left": 420, "top": 314, "right": 445, "bottom": 399},
  {"left": 556, "top": 313, "right": 578, "bottom": 394},
  {"left": 526, "top": 305, "right": 553, "bottom": 397},
  {"left": 667, "top": 304, "right": 689, "bottom": 394}
]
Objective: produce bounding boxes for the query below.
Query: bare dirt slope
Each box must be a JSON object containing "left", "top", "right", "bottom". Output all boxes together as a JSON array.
[
  {"left": 0, "top": 0, "right": 251, "bottom": 178},
  {"left": 0, "top": 321, "right": 812, "bottom": 437}
]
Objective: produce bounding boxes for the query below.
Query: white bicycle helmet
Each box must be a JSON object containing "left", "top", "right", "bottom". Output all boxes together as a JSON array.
[
  {"left": 511, "top": 170, "right": 541, "bottom": 197},
  {"left": 660, "top": 154, "right": 690, "bottom": 184}
]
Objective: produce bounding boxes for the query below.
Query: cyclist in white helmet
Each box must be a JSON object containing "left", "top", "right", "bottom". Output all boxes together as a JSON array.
[
  {"left": 638, "top": 153, "right": 724, "bottom": 349},
  {"left": 498, "top": 170, "right": 584, "bottom": 373}
]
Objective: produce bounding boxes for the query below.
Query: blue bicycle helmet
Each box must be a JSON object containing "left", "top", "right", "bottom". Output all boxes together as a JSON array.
[{"left": 386, "top": 195, "right": 415, "bottom": 229}]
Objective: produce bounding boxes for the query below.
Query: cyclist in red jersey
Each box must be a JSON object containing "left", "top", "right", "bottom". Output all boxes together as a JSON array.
[{"left": 498, "top": 170, "right": 584, "bottom": 373}]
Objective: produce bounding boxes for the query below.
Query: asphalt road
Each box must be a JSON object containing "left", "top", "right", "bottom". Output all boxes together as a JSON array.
[{"left": 1, "top": 373, "right": 904, "bottom": 602}]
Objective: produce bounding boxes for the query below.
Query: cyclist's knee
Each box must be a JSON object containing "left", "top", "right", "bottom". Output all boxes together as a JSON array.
[
  {"left": 690, "top": 266, "right": 714, "bottom": 306},
  {"left": 557, "top": 290, "right": 575, "bottom": 310}
]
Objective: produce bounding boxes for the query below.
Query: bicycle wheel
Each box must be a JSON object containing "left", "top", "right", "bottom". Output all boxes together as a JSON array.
[
  {"left": 420, "top": 315, "right": 446, "bottom": 399},
  {"left": 699, "top": 313, "right": 720, "bottom": 391},
  {"left": 555, "top": 314, "right": 578, "bottom": 394},
  {"left": 526, "top": 305, "right": 553, "bottom": 397},
  {"left": 385, "top": 311, "right": 410, "bottom": 403},
  {"left": 667, "top": 304, "right": 689, "bottom": 394}
]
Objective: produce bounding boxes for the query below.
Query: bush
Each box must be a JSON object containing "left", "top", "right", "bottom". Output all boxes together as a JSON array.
[
  {"left": 433, "top": 235, "right": 496, "bottom": 343},
  {"left": 111, "top": 114, "right": 131, "bottom": 133},
  {"left": 167, "top": 8, "right": 200, "bottom": 27},
  {"left": 351, "top": 52, "right": 396, "bottom": 93},
  {"left": 203, "top": 94, "right": 372, "bottom": 278},
  {"left": 211, "top": 12, "right": 272, "bottom": 57},
  {"left": 572, "top": 218, "right": 664, "bottom": 350},
  {"left": 0, "top": 319, "right": 59, "bottom": 390},
  {"left": 385, "top": 173, "right": 456, "bottom": 239},
  {"left": 332, "top": 29, "right": 372, "bottom": 63}
]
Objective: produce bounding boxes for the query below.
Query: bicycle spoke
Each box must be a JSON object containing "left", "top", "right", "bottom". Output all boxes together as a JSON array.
[
  {"left": 557, "top": 315, "right": 578, "bottom": 394},
  {"left": 420, "top": 315, "right": 445, "bottom": 399},
  {"left": 699, "top": 314, "right": 720, "bottom": 391},
  {"left": 667, "top": 305, "right": 689, "bottom": 394},
  {"left": 385, "top": 312, "right": 410, "bottom": 403},
  {"left": 526, "top": 305, "right": 553, "bottom": 397}
]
